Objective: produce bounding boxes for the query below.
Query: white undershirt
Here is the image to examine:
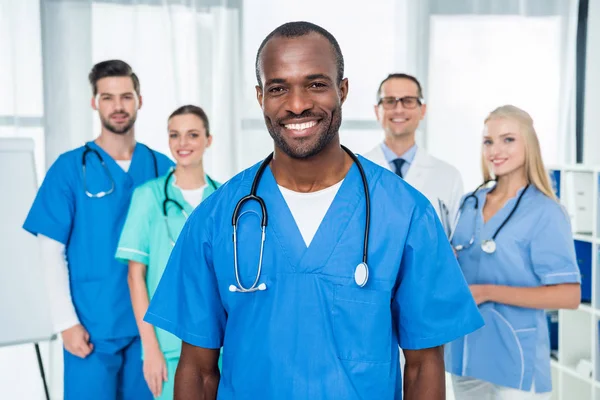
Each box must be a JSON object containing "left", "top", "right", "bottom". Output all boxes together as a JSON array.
[
  {"left": 172, "top": 177, "right": 207, "bottom": 209},
  {"left": 278, "top": 180, "right": 343, "bottom": 246},
  {"left": 178, "top": 186, "right": 206, "bottom": 208},
  {"left": 115, "top": 160, "right": 131, "bottom": 172},
  {"left": 38, "top": 235, "right": 79, "bottom": 333}
]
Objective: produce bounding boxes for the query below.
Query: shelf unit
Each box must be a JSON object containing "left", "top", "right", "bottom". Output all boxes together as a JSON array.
[{"left": 547, "top": 165, "right": 600, "bottom": 400}]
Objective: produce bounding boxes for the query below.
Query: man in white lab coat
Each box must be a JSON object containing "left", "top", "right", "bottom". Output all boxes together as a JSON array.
[{"left": 364, "top": 73, "right": 464, "bottom": 232}]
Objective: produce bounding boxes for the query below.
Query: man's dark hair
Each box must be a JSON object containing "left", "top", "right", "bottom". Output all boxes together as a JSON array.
[
  {"left": 168, "top": 105, "right": 211, "bottom": 137},
  {"left": 255, "top": 21, "right": 344, "bottom": 88},
  {"left": 376, "top": 73, "right": 423, "bottom": 101},
  {"left": 88, "top": 60, "right": 141, "bottom": 96}
]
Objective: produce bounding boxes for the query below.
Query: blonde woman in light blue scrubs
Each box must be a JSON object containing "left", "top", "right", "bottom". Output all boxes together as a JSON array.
[
  {"left": 116, "top": 105, "right": 221, "bottom": 399},
  {"left": 446, "top": 105, "right": 581, "bottom": 399}
]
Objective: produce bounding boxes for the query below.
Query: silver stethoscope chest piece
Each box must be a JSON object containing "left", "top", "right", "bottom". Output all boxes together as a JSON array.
[
  {"left": 354, "top": 262, "right": 369, "bottom": 287},
  {"left": 481, "top": 239, "right": 497, "bottom": 254}
]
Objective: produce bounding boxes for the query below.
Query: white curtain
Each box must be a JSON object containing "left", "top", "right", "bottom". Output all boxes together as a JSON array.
[
  {"left": 41, "top": 0, "right": 241, "bottom": 182},
  {"left": 0, "top": 0, "right": 46, "bottom": 179},
  {"left": 423, "top": 0, "right": 578, "bottom": 192}
]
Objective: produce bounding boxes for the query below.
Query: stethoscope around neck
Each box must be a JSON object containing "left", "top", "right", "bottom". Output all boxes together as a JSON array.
[
  {"left": 228, "top": 145, "right": 371, "bottom": 293},
  {"left": 163, "top": 168, "right": 218, "bottom": 246},
  {"left": 82, "top": 143, "right": 158, "bottom": 198},
  {"left": 449, "top": 181, "right": 530, "bottom": 254}
]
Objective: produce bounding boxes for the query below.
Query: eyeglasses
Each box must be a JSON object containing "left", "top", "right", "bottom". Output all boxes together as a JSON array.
[{"left": 377, "top": 96, "right": 423, "bottom": 110}]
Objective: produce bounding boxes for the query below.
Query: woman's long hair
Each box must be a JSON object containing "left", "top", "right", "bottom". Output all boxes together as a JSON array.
[{"left": 481, "top": 105, "right": 557, "bottom": 201}]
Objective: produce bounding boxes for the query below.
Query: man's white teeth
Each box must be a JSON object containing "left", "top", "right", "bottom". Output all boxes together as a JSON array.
[
  {"left": 285, "top": 121, "right": 317, "bottom": 130},
  {"left": 392, "top": 118, "right": 407, "bottom": 122}
]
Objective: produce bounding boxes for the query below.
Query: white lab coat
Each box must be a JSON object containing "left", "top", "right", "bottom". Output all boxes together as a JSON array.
[{"left": 363, "top": 144, "right": 464, "bottom": 233}]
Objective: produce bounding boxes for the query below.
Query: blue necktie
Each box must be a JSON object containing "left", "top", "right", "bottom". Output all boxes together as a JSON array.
[{"left": 392, "top": 158, "right": 406, "bottom": 178}]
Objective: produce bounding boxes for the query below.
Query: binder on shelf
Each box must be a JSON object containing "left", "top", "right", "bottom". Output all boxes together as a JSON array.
[
  {"left": 574, "top": 240, "right": 592, "bottom": 303},
  {"left": 547, "top": 310, "right": 559, "bottom": 352},
  {"left": 550, "top": 169, "right": 561, "bottom": 199}
]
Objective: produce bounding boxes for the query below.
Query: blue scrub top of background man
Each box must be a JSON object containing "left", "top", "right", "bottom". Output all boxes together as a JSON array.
[{"left": 23, "top": 60, "right": 173, "bottom": 399}]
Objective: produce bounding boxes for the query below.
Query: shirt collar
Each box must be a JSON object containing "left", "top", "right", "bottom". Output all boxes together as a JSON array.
[{"left": 380, "top": 142, "right": 418, "bottom": 165}]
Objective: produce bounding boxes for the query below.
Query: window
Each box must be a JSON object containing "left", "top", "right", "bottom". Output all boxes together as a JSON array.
[
  {"left": 427, "top": 15, "right": 562, "bottom": 191},
  {"left": 0, "top": 0, "right": 45, "bottom": 180}
]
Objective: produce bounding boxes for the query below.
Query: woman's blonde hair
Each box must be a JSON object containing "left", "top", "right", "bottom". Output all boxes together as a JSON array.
[{"left": 482, "top": 105, "right": 557, "bottom": 201}]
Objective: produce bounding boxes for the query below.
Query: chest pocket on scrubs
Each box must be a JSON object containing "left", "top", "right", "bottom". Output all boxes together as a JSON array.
[
  {"left": 332, "top": 285, "right": 392, "bottom": 363},
  {"left": 464, "top": 305, "right": 537, "bottom": 389}
]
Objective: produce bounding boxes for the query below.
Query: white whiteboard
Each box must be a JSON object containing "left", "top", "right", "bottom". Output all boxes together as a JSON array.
[{"left": 0, "top": 138, "right": 54, "bottom": 347}]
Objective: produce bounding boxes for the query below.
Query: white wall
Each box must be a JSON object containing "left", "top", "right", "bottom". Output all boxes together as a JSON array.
[{"left": 584, "top": 0, "right": 600, "bottom": 164}]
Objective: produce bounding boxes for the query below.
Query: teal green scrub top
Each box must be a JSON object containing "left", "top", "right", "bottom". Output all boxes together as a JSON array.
[{"left": 116, "top": 170, "right": 221, "bottom": 358}]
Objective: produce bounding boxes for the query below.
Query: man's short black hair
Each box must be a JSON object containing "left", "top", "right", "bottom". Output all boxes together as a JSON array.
[
  {"left": 376, "top": 73, "right": 423, "bottom": 101},
  {"left": 88, "top": 60, "right": 140, "bottom": 96},
  {"left": 255, "top": 21, "right": 344, "bottom": 88}
]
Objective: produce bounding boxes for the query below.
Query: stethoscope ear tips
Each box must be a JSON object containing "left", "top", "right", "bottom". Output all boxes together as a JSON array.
[
  {"left": 258, "top": 283, "right": 267, "bottom": 291},
  {"left": 228, "top": 285, "right": 238, "bottom": 292}
]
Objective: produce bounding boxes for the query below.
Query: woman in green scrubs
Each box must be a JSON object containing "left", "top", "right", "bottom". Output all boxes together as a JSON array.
[{"left": 116, "top": 105, "right": 221, "bottom": 399}]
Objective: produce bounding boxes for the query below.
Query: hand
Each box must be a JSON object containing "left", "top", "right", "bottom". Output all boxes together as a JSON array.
[
  {"left": 62, "top": 324, "right": 94, "bottom": 358},
  {"left": 469, "top": 284, "right": 491, "bottom": 305},
  {"left": 143, "top": 345, "right": 168, "bottom": 398}
]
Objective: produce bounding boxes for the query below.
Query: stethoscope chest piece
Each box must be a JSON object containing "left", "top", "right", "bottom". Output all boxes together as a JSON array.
[
  {"left": 481, "top": 239, "right": 497, "bottom": 254},
  {"left": 354, "top": 262, "right": 369, "bottom": 287},
  {"left": 228, "top": 282, "right": 267, "bottom": 293}
]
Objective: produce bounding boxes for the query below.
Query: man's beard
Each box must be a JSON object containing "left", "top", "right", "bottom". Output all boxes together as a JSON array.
[
  {"left": 264, "top": 107, "right": 342, "bottom": 159},
  {"left": 100, "top": 112, "right": 136, "bottom": 135}
]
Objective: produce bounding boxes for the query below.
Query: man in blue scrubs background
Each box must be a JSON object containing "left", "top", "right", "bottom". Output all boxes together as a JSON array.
[
  {"left": 144, "top": 22, "right": 483, "bottom": 399},
  {"left": 23, "top": 60, "right": 173, "bottom": 399}
]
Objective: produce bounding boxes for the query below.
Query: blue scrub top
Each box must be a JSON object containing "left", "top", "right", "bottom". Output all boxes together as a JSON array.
[
  {"left": 23, "top": 141, "right": 174, "bottom": 340},
  {"left": 446, "top": 185, "right": 581, "bottom": 393},
  {"left": 145, "top": 155, "right": 483, "bottom": 400}
]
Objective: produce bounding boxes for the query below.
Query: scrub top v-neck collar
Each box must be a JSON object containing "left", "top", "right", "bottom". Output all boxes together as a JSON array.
[
  {"left": 86, "top": 141, "right": 148, "bottom": 188},
  {"left": 258, "top": 163, "right": 364, "bottom": 272},
  {"left": 166, "top": 173, "right": 199, "bottom": 217},
  {"left": 477, "top": 184, "right": 530, "bottom": 240}
]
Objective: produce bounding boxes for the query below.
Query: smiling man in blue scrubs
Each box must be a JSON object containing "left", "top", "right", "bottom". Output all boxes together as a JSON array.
[
  {"left": 144, "top": 22, "right": 483, "bottom": 399},
  {"left": 23, "top": 60, "right": 173, "bottom": 399}
]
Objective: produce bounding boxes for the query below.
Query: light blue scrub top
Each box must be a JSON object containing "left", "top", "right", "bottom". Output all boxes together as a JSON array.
[
  {"left": 445, "top": 185, "right": 581, "bottom": 393},
  {"left": 23, "top": 141, "right": 174, "bottom": 339},
  {"left": 145, "top": 155, "right": 484, "bottom": 400},
  {"left": 116, "top": 171, "right": 220, "bottom": 357}
]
